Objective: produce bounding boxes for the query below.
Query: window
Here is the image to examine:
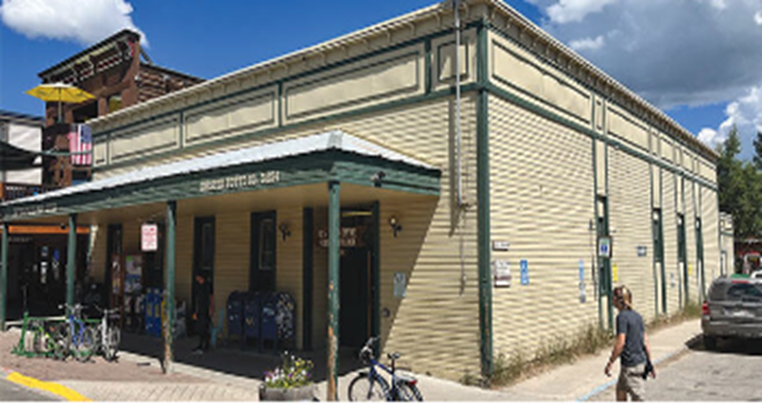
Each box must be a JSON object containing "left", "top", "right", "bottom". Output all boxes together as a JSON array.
[{"left": 259, "top": 218, "right": 275, "bottom": 271}]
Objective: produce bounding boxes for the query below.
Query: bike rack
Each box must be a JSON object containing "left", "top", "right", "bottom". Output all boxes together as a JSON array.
[{"left": 12, "top": 311, "right": 67, "bottom": 358}]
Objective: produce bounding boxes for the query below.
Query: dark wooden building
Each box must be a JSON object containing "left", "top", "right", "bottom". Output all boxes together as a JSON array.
[{"left": 38, "top": 29, "right": 203, "bottom": 186}]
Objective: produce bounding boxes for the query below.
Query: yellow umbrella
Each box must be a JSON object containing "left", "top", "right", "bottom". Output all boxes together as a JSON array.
[{"left": 26, "top": 82, "right": 95, "bottom": 123}]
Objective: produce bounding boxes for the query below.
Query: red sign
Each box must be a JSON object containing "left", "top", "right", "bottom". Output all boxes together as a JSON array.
[{"left": 141, "top": 223, "right": 158, "bottom": 252}]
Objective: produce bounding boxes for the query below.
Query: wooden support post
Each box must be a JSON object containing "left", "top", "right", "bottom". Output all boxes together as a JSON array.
[
  {"left": 1, "top": 222, "right": 8, "bottom": 331},
  {"left": 163, "top": 201, "right": 177, "bottom": 374},
  {"left": 327, "top": 181, "right": 340, "bottom": 401},
  {"left": 67, "top": 214, "right": 77, "bottom": 308}
]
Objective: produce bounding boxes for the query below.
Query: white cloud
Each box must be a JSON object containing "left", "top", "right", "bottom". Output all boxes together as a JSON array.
[
  {"left": 698, "top": 85, "right": 762, "bottom": 159},
  {"left": 569, "top": 35, "right": 605, "bottom": 51},
  {"left": 532, "top": 0, "right": 762, "bottom": 110},
  {"left": 546, "top": 0, "right": 618, "bottom": 24},
  {"left": 0, "top": 0, "right": 147, "bottom": 47},
  {"left": 710, "top": 0, "right": 727, "bottom": 10}
]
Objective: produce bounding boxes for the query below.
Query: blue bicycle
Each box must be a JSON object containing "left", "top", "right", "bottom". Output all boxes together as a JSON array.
[
  {"left": 348, "top": 337, "right": 423, "bottom": 401},
  {"left": 57, "top": 304, "right": 97, "bottom": 362}
]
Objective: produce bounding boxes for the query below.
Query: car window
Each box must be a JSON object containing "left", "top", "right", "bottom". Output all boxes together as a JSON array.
[{"left": 721, "top": 284, "right": 762, "bottom": 303}]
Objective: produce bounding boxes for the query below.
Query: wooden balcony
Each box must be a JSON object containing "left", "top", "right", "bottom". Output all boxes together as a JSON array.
[{"left": 0, "top": 182, "right": 59, "bottom": 202}]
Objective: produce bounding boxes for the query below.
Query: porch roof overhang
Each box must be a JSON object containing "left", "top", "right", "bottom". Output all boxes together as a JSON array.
[{"left": 0, "top": 130, "right": 440, "bottom": 221}]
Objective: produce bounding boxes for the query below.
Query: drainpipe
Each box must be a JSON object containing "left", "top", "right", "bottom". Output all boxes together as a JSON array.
[{"left": 455, "top": 0, "right": 463, "bottom": 206}]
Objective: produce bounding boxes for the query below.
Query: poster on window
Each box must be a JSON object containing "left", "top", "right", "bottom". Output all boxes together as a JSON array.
[{"left": 124, "top": 255, "right": 142, "bottom": 294}]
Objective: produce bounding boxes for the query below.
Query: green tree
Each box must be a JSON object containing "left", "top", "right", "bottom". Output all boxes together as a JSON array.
[
  {"left": 715, "top": 125, "right": 761, "bottom": 239},
  {"left": 754, "top": 131, "right": 762, "bottom": 171}
]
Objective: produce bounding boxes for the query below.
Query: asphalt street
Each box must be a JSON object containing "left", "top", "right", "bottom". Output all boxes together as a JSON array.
[
  {"left": 590, "top": 337, "right": 762, "bottom": 401},
  {"left": 0, "top": 377, "right": 55, "bottom": 401}
]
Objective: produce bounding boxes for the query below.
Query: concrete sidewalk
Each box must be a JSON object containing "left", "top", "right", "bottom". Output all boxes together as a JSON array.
[
  {"left": 1, "top": 318, "right": 701, "bottom": 401},
  {"left": 499, "top": 319, "right": 702, "bottom": 401}
]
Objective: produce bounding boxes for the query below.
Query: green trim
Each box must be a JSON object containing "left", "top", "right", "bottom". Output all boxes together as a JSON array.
[
  {"left": 179, "top": 111, "right": 185, "bottom": 149},
  {"left": 94, "top": 22, "right": 485, "bottom": 142},
  {"left": 327, "top": 180, "right": 340, "bottom": 401},
  {"left": 3, "top": 151, "right": 440, "bottom": 221},
  {"left": 164, "top": 200, "right": 177, "bottom": 373},
  {"left": 484, "top": 83, "right": 717, "bottom": 192},
  {"left": 651, "top": 165, "right": 658, "bottom": 318},
  {"left": 490, "top": 41, "right": 589, "bottom": 125},
  {"left": 436, "top": 38, "right": 470, "bottom": 83},
  {"left": 485, "top": 24, "right": 717, "bottom": 165},
  {"left": 592, "top": 120, "right": 602, "bottom": 329},
  {"left": 303, "top": 207, "right": 314, "bottom": 351},
  {"left": 1, "top": 223, "right": 7, "bottom": 331},
  {"left": 285, "top": 51, "right": 422, "bottom": 120},
  {"left": 371, "top": 201, "right": 380, "bottom": 355},
  {"left": 476, "top": 21, "right": 493, "bottom": 379},
  {"left": 93, "top": 83, "right": 479, "bottom": 174},
  {"left": 67, "top": 213, "right": 77, "bottom": 308},
  {"left": 425, "top": 40, "right": 432, "bottom": 95}
]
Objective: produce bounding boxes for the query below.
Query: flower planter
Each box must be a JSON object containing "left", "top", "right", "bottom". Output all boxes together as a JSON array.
[{"left": 259, "top": 384, "right": 316, "bottom": 401}]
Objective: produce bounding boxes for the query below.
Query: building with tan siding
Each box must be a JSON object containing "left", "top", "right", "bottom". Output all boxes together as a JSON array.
[{"left": 1, "top": 0, "right": 723, "bottom": 387}]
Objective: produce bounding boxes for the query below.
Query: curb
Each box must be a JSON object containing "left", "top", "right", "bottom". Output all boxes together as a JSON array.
[
  {"left": 575, "top": 333, "right": 701, "bottom": 401},
  {"left": 5, "top": 371, "right": 91, "bottom": 402}
]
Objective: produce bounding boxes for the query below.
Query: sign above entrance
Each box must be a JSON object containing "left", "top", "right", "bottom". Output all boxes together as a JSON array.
[
  {"left": 199, "top": 170, "right": 280, "bottom": 193},
  {"left": 317, "top": 226, "right": 367, "bottom": 248},
  {"left": 141, "top": 223, "right": 158, "bottom": 252}
]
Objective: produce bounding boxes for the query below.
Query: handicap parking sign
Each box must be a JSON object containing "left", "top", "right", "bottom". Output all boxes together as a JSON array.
[
  {"left": 520, "top": 260, "right": 529, "bottom": 285},
  {"left": 598, "top": 236, "right": 612, "bottom": 258}
]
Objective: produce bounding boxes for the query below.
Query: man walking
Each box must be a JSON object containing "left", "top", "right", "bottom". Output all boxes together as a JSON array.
[
  {"left": 192, "top": 274, "right": 214, "bottom": 354},
  {"left": 604, "top": 285, "right": 655, "bottom": 401}
]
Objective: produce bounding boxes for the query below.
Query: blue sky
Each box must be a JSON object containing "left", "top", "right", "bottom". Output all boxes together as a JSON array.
[{"left": 1, "top": 0, "right": 760, "bottom": 159}]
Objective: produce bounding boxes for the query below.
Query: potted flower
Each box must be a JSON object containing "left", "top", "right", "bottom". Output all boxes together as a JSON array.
[{"left": 259, "top": 352, "right": 316, "bottom": 401}]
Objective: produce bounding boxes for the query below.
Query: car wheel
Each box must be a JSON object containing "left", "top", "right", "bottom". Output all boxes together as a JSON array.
[{"left": 703, "top": 335, "right": 717, "bottom": 350}]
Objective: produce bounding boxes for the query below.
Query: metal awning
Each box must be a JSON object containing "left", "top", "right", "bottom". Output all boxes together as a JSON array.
[
  {"left": 1, "top": 130, "right": 440, "bottom": 221},
  {"left": 0, "top": 140, "right": 41, "bottom": 171}
]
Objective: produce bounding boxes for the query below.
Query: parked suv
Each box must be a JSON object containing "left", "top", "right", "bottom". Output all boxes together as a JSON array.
[{"left": 702, "top": 275, "right": 762, "bottom": 350}]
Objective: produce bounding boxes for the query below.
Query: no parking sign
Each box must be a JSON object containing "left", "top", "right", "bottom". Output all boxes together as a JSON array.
[{"left": 142, "top": 223, "right": 158, "bottom": 252}]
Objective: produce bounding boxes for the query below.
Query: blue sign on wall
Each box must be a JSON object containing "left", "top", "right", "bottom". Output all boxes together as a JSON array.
[{"left": 520, "top": 259, "right": 529, "bottom": 285}]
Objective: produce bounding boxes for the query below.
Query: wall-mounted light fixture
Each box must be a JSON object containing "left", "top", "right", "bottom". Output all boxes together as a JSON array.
[
  {"left": 389, "top": 216, "right": 402, "bottom": 238},
  {"left": 278, "top": 223, "right": 291, "bottom": 241}
]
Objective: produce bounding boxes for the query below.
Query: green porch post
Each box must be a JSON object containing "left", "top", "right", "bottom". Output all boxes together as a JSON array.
[
  {"left": 327, "top": 180, "right": 340, "bottom": 402},
  {"left": 476, "top": 19, "right": 493, "bottom": 379},
  {"left": 1, "top": 222, "right": 8, "bottom": 331},
  {"left": 67, "top": 214, "right": 77, "bottom": 308},
  {"left": 164, "top": 200, "right": 177, "bottom": 374}
]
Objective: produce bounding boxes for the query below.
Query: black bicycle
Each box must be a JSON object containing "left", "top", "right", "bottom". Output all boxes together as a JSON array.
[{"left": 348, "top": 337, "right": 423, "bottom": 401}]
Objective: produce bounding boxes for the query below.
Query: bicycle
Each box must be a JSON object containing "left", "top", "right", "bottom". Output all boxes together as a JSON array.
[
  {"left": 348, "top": 337, "right": 423, "bottom": 401},
  {"left": 28, "top": 319, "right": 68, "bottom": 360},
  {"left": 57, "top": 304, "right": 97, "bottom": 362},
  {"left": 92, "top": 305, "right": 121, "bottom": 362}
]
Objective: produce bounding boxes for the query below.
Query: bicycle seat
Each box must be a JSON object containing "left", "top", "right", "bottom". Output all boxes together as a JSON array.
[{"left": 387, "top": 352, "right": 401, "bottom": 361}]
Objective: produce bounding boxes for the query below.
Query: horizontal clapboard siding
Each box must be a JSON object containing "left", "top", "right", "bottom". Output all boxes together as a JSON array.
[
  {"left": 489, "top": 95, "right": 597, "bottom": 359},
  {"left": 609, "top": 146, "right": 656, "bottom": 322},
  {"left": 662, "top": 171, "right": 680, "bottom": 315},
  {"left": 702, "top": 187, "right": 720, "bottom": 288}
]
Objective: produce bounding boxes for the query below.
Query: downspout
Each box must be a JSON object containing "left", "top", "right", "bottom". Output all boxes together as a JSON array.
[{"left": 455, "top": 0, "right": 463, "bottom": 206}]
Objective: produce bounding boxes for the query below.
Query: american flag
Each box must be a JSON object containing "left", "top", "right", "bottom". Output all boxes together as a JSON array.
[{"left": 68, "top": 124, "right": 92, "bottom": 166}]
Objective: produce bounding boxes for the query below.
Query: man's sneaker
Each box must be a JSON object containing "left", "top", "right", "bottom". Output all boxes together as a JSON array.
[{"left": 191, "top": 348, "right": 204, "bottom": 355}]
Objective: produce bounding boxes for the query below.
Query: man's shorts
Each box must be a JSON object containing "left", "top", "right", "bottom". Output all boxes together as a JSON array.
[{"left": 617, "top": 362, "right": 646, "bottom": 401}]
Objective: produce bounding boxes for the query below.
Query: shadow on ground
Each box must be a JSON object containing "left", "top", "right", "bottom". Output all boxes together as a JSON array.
[
  {"left": 688, "top": 336, "right": 762, "bottom": 356},
  {"left": 119, "top": 332, "right": 366, "bottom": 383}
]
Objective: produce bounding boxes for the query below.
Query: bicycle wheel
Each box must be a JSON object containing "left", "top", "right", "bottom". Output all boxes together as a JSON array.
[
  {"left": 55, "top": 322, "right": 72, "bottom": 361},
  {"left": 348, "top": 374, "right": 390, "bottom": 401},
  {"left": 104, "top": 327, "right": 120, "bottom": 362},
  {"left": 29, "top": 321, "right": 45, "bottom": 355},
  {"left": 73, "top": 327, "right": 96, "bottom": 362},
  {"left": 395, "top": 381, "right": 423, "bottom": 401}
]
